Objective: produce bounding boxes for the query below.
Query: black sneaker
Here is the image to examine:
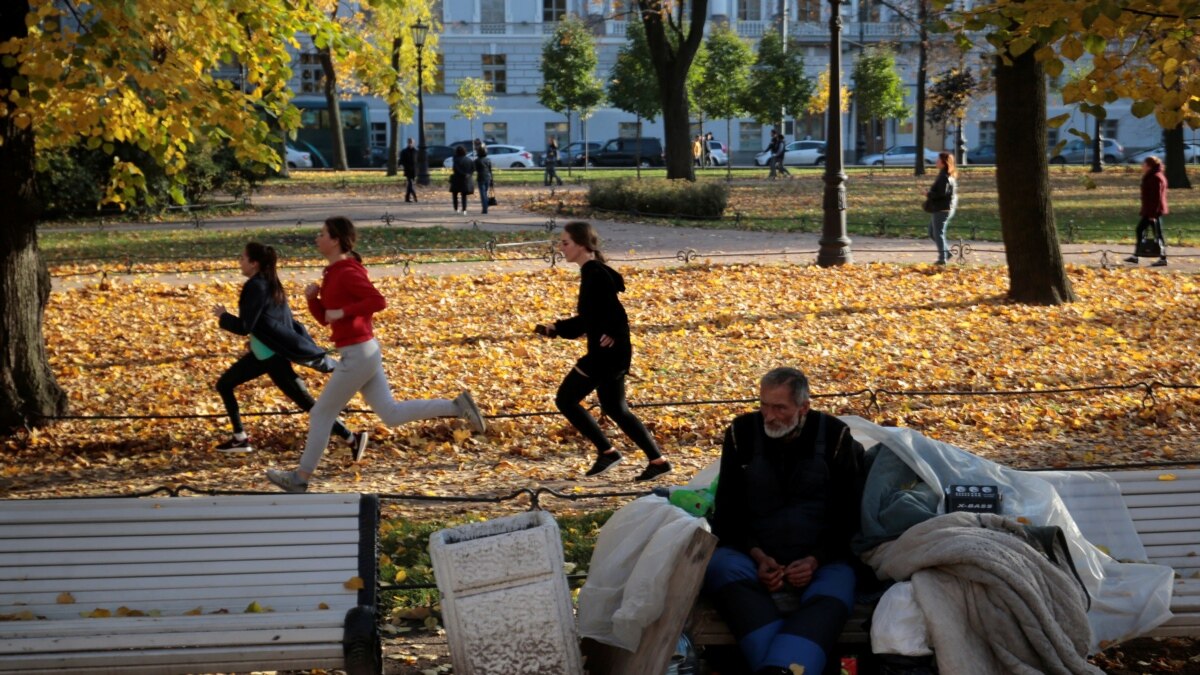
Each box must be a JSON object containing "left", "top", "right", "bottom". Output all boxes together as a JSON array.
[
  {"left": 1124, "top": 256, "right": 1139, "bottom": 264},
  {"left": 350, "top": 431, "right": 369, "bottom": 463},
  {"left": 635, "top": 461, "right": 672, "bottom": 482},
  {"left": 1151, "top": 258, "right": 1168, "bottom": 267},
  {"left": 585, "top": 451, "right": 623, "bottom": 477},
  {"left": 215, "top": 436, "right": 252, "bottom": 453}
]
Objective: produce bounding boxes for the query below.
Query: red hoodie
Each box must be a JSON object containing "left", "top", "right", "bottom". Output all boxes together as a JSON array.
[{"left": 307, "top": 257, "right": 387, "bottom": 348}]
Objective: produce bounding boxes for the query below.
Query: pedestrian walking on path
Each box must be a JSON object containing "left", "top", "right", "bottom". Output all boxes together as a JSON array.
[
  {"left": 212, "top": 242, "right": 367, "bottom": 457},
  {"left": 544, "top": 137, "right": 564, "bottom": 187},
  {"left": 924, "top": 151, "right": 958, "bottom": 265},
  {"left": 265, "top": 216, "right": 485, "bottom": 493},
  {"left": 1126, "top": 156, "right": 1169, "bottom": 267},
  {"left": 534, "top": 221, "right": 671, "bottom": 482},
  {"left": 449, "top": 146, "right": 475, "bottom": 215},
  {"left": 399, "top": 138, "right": 419, "bottom": 203}
]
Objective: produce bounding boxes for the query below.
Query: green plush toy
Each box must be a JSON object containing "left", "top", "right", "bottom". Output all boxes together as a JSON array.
[{"left": 668, "top": 476, "right": 719, "bottom": 518}]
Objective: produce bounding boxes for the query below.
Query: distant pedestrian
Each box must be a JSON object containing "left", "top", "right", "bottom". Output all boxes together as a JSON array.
[
  {"left": 475, "top": 145, "right": 493, "bottom": 215},
  {"left": 693, "top": 135, "right": 704, "bottom": 167},
  {"left": 534, "top": 221, "right": 671, "bottom": 482},
  {"left": 449, "top": 146, "right": 475, "bottom": 215},
  {"left": 399, "top": 137, "right": 418, "bottom": 203},
  {"left": 212, "top": 242, "right": 367, "bottom": 458},
  {"left": 1126, "top": 156, "right": 1169, "bottom": 267},
  {"left": 774, "top": 132, "right": 791, "bottom": 177},
  {"left": 702, "top": 131, "right": 713, "bottom": 167},
  {"left": 766, "top": 130, "right": 780, "bottom": 180},
  {"left": 545, "top": 138, "right": 563, "bottom": 187},
  {"left": 924, "top": 151, "right": 958, "bottom": 265},
  {"left": 265, "top": 217, "right": 486, "bottom": 493}
]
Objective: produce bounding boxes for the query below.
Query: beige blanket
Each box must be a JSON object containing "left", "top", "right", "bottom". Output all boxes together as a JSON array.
[{"left": 864, "top": 511, "right": 1103, "bottom": 675}]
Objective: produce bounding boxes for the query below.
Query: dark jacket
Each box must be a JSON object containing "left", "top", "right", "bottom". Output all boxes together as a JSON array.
[
  {"left": 553, "top": 259, "right": 632, "bottom": 378},
  {"left": 926, "top": 169, "right": 957, "bottom": 212},
  {"left": 1140, "top": 165, "right": 1169, "bottom": 218},
  {"left": 545, "top": 145, "right": 559, "bottom": 165},
  {"left": 219, "top": 275, "right": 334, "bottom": 371},
  {"left": 711, "top": 410, "right": 866, "bottom": 567},
  {"left": 474, "top": 154, "right": 493, "bottom": 186},
  {"left": 399, "top": 146, "right": 418, "bottom": 178},
  {"left": 449, "top": 155, "right": 475, "bottom": 194}
]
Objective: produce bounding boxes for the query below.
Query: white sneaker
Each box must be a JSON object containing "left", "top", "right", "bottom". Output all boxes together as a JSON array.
[
  {"left": 454, "top": 390, "right": 487, "bottom": 434},
  {"left": 265, "top": 468, "right": 308, "bottom": 493}
]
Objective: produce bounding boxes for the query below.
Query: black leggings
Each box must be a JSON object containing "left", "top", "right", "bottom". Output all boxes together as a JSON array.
[
  {"left": 555, "top": 367, "right": 661, "bottom": 460},
  {"left": 452, "top": 191, "right": 470, "bottom": 210},
  {"left": 216, "top": 352, "right": 351, "bottom": 439}
]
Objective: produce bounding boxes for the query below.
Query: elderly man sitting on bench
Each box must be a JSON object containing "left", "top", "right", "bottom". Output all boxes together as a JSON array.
[{"left": 703, "top": 367, "right": 867, "bottom": 675}]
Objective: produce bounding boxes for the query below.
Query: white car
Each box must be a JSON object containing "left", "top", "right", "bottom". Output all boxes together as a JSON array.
[
  {"left": 285, "top": 144, "right": 312, "bottom": 169},
  {"left": 443, "top": 144, "right": 534, "bottom": 169},
  {"left": 1128, "top": 143, "right": 1200, "bottom": 164},
  {"left": 706, "top": 140, "right": 729, "bottom": 166},
  {"left": 861, "top": 145, "right": 940, "bottom": 166},
  {"left": 754, "top": 140, "right": 827, "bottom": 166}
]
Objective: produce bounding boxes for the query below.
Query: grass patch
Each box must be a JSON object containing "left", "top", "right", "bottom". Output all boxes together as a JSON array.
[
  {"left": 588, "top": 178, "right": 730, "bottom": 219},
  {"left": 41, "top": 225, "right": 549, "bottom": 275}
]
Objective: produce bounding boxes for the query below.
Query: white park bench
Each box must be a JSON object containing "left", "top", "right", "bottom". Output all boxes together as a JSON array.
[
  {"left": 0, "top": 493, "right": 381, "bottom": 675},
  {"left": 686, "top": 468, "right": 1200, "bottom": 654}
]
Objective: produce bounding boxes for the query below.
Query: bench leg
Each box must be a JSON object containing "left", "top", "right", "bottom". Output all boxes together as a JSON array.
[{"left": 344, "top": 605, "right": 381, "bottom": 675}]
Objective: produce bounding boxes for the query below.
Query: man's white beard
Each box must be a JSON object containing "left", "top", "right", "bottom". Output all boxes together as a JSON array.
[{"left": 763, "top": 418, "right": 799, "bottom": 439}]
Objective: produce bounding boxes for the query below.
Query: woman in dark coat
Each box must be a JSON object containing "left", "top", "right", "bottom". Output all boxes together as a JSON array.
[
  {"left": 925, "top": 151, "right": 958, "bottom": 265},
  {"left": 534, "top": 221, "right": 671, "bottom": 481},
  {"left": 211, "top": 242, "right": 365, "bottom": 456},
  {"left": 1126, "top": 155, "right": 1169, "bottom": 266},
  {"left": 474, "top": 145, "right": 493, "bottom": 214},
  {"left": 449, "top": 145, "right": 475, "bottom": 215}
]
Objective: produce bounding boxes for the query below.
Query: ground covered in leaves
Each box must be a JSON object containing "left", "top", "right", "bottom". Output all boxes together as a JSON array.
[{"left": 6, "top": 261, "right": 1198, "bottom": 499}]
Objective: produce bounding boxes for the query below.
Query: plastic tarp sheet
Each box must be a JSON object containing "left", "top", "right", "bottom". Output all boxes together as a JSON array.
[
  {"left": 842, "top": 416, "right": 1174, "bottom": 651},
  {"left": 577, "top": 495, "right": 712, "bottom": 652}
]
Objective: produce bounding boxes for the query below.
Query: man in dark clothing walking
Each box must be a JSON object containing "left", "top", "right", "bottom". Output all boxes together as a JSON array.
[
  {"left": 704, "top": 367, "right": 866, "bottom": 675},
  {"left": 399, "top": 137, "right": 419, "bottom": 203}
]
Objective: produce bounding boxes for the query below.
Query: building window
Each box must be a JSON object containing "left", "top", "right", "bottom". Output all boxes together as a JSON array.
[
  {"left": 858, "top": 0, "right": 882, "bottom": 22},
  {"left": 740, "top": 121, "right": 763, "bottom": 151},
  {"left": 425, "top": 122, "right": 446, "bottom": 145},
  {"left": 618, "top": 122, "right": 643, "bottom": 138},
  {"left": 796, "top": 0, "right": 820, "bottom": 22},
  {"left": 481, "top": 0, "right": 505, "bottom": 32},
  {"left": 978, "top": 121, "right": 996, "bottom": 147},
  {"left": 371, "top": 122, "right": 387, "bottom": 148},
  {"left": 482, "top": 122, "right": 508, "bottom": 144},
  {"left": 1102, "top": 119, "right": 1119, "bottom": 141},
  {"left": 1047, "top": 128, "right": 1059, "bottom": 148},
  {"left": 298, "top": 52, "right": 325, "bottom": 94},
  {"left": 432, "top": 65, "right": 445, "bottom": 94},
  {"left": 737, "top": 0, "right": 761, "bottom": 22},
  {"left": 545, "top": 121, "right": 568, "bottom": 144},
  {"left": 482, "top": 54, "right": 507, "bottom": 93},
  {"left": 796, "top": 112, "right": 823, "bottom": 140},
  {"left": 543, "top": 0, "right": 565, "bottom": 23}
]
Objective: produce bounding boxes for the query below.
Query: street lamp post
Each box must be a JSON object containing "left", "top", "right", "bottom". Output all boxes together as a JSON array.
[
  {"left": 818, "top": 0, "right": 852, "bottom": 267},
  {"left": 412, "top": 19, "right": 431, "bottom": 187}
]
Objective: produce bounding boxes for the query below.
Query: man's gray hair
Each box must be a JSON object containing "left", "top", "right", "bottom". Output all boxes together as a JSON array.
[{"left": 760, "top": 367, "right": 810, "bottom": 406}]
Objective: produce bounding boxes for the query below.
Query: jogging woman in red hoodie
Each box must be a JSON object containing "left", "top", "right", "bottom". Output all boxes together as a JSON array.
[{"left": 266, "top": 216, "right": 486, "bottom": 492}]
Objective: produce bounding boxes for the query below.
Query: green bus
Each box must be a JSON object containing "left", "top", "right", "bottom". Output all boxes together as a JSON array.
[{"left": 292, "top": 99, "right": 376, "bottom": 168}]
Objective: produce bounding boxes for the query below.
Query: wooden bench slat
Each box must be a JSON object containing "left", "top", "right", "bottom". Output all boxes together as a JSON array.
[
  {"left": 2, "top": 626, "right": 342, "bottom": 656},
  {"left": 0, "top": 543, "right": 357, "bottom": 568},
  {"left": 0, "top": 494, "right": 359, "bottom": 514},
  {"left": 5, "top": 556, "right": 359, "bottom": 582},
  {"left": 0, "top": 644, "right": 345, "bottom": 674},
  {"left": 1133, "top": 528, "right": 1200, "bottom": 544},
  {"left": 0, "top": 611, "right": 343, "bottom": 639},
  {"left": 0, "top": 502, "right": 360, "bottom": 525},
  {"left": 0, "top": 516, "right": 358, "bottom": 540},
  {"left": 1107, "top": 469, "right": 1200, "bottom": 485},
  {"left": 1, "top": 568, "right": 360, "bottom": 595},
  {"left": 3, "top": 529, "right": 359, "bottom": 554},
  {"left": 4, "top": 581, "right": 357, "bottom": 611}
]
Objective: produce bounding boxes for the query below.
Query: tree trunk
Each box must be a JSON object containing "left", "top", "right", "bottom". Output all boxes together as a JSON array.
[
  {"left": 913, "top": 1, "right": 927, "bottom": 176},
  {"left": 994, "top": 50, "right": 1075, "bottom": 305},
  {"left": 1, "top": 0, "right": 69, "bottom": 432},
  {"left": 318, "top": 48, "right": 349, "bottom": 171},
  {"left": 1090, "top": 115, "right": 1103, "bottom": 173},
  {"left": 1164, "top": 124, "right": 1192, "bottom": 189},
  {"left": 638, "top": 0, "right": 708, "bottom": 180},
  {"left": 387, "top": 37, "right": 401, "bottom": 177}
]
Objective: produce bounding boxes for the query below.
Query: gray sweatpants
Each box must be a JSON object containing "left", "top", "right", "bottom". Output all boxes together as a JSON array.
[{"left": 299, "top": 339, "right": 457, "bottom": 474}]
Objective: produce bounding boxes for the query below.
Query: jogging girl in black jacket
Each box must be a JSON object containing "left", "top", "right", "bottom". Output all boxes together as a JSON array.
[
  {"left": 535, "top": 221, "right": 671, "bottom": 481},
  {"left": 211, "top": 242, "right": 366, "bottom": 458}
]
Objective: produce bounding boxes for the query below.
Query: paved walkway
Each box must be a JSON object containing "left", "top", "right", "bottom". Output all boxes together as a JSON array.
[{"left": 49, "top": 185, "right": 1200, "bottom": 288}]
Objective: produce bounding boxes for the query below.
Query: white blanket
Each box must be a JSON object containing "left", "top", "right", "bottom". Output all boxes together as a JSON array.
[{"left": 867, "top": 511, "right": 1102, "bottom": 674}]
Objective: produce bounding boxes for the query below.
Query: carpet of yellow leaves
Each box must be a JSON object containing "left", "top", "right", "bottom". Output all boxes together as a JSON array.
[{"left": 5, "top": 262, "right": 1198, "bottom": 499}]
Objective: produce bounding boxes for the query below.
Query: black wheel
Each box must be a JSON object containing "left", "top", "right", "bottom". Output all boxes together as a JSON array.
[
  {"left": 287, "top": 162, "right": 297, "bottom": 169},
  {"left": 1051, "top": 156, "right": 1066, "bottom": 164},
  {"left": 639, "top": 160, "right": 651, "bottom": 168},
  {"left": 873, "top": 160, "right": 884, "bottom": 166},
  {"left": 815, "top": 157, "right": 825, "bottom": 165},
  {"left": 1103, "top": 155, "right": 1117, "bottom": 163},
  {"left": 511, "top": 162, "right": 525, "bottom": 168}
]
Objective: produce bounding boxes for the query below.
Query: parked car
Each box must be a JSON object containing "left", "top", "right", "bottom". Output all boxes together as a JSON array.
[
  {"left": 1049, "top": 138, "right": 1126, "bottom": 164},
  {"left": 285, "top": 144, "right": 313, "bottom": 169},
  {"left": 449, "top": 137, "right": 498, "bottom": 154},
  {"left": 706, "top": 140, "right": 729, "bottom": 166},
  {"left": 1128, "top": 143, "right": 1200, "bottom": 164},
  {"left": 423, "top": 145, "right": 456, "bottom": 169},
  {"left": 559, "top": 141, "right": 603, "bottom": 167},
  {"left": 587, "top": 137, "right": 665, "bottom": 167},
  {"left": 860, "top": 145, "right": 940, "bottom": 166},
  {"left": 754, "top": 140, "right": 826, "bottom": 166},
  {"left": 443, "top": 144, "right": 535, "bottom": 169},
  {"left": 967, "top": 145, "right": 997, "bottom": 164}
]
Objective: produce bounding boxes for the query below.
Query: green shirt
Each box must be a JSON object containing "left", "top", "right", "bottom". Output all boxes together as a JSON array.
[{"left": 249, "top": 335, "right": 275, "bottom": 360}]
